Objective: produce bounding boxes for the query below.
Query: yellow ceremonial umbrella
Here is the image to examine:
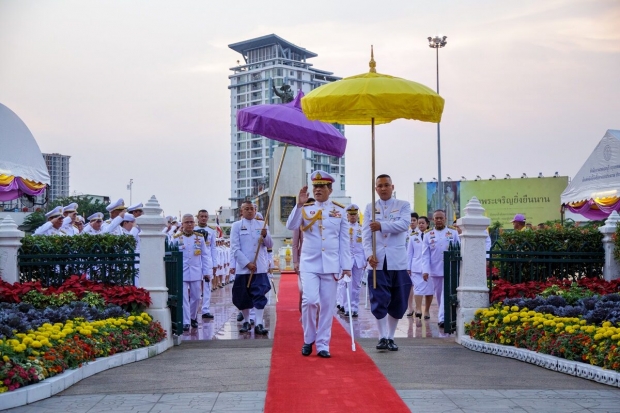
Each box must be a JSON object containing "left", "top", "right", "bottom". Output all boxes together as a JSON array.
[{"left": 302, "top": 47, "right": 445, "bottom": 288}]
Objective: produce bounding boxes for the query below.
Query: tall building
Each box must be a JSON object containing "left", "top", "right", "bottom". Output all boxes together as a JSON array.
[
  {"left": 43, "top": 153, "right": 70, "bottom": 201},
  {"left": 228, "top": 34, "right": 346, "bottom": 213}
]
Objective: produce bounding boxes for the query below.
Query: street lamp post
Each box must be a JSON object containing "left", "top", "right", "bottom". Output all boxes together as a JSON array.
[
  {"left": 127, "top": 179, "right": 133, "bottom": 204},
  {"left": 428, "top": 35, "right": 447, "bottom": 212}
]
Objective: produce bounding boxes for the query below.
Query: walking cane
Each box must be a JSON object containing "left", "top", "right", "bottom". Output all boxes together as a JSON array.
[
  {"left": 345, "top": 277, "right": 356, "bottom": 352},
  {"left": 270, "top": 278, "right": 278, "bottom": 303},
  {"left": 364, "top": 275, "right": 368, "bottom": 309}
]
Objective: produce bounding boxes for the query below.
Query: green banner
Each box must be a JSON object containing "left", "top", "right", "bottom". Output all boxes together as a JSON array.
[{"left": 413, "top": 177, "right": 568, "bottom": 228}]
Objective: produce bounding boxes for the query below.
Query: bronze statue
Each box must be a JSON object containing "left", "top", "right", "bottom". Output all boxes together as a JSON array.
[{"left": 272, "top": 84, "right": 294, "bottom": 103}]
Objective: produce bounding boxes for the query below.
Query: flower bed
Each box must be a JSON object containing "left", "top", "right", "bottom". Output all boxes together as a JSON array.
[
  {"left": 0, "top": 310, "right": 165, "bottom": 392},
  {"left": 490, "top": 278, "right": 620, "bottom": 303},
  {"left": 466, "top": 301, "right": 620, "bottom": 372},
  {"left": 0, "top": 277, "right": 165, "bottom": 393},
  {"left": 0, "top": 275, "right": 151, "bottom": 313}
]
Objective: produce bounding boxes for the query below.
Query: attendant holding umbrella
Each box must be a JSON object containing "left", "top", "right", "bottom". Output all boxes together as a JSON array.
[{"left": 363, "top": 174, "right": 412, "bottom": 352}]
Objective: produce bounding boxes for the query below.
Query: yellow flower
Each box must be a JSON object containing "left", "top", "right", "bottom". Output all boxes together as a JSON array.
[
  {"left": 31, "top": 341, "right": 42, "bottom": 348},
  {"left": 510, "top": 306, "right": 519, "bottom": 312},
  {"left": 603, "top": 321, "right": 612, "bottom": 328},
  {"left": 2, "top": 355, "right": 9, "bottom": 362}
]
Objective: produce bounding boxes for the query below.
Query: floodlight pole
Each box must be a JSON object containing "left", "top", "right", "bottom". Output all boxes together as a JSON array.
[
  {"left": 127, "top": 179, "right": 134, "bottom": 205},
  {"left": 428, "top": 35, "right": 447, "bottom": 213}
]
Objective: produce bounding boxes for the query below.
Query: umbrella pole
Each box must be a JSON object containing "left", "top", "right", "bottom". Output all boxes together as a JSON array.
[
  {"left": 371, "top": 118, "right": 377, "bottom": 290},
  {"left": 247, "top": 143, "right": 289, "bottom": 288}
]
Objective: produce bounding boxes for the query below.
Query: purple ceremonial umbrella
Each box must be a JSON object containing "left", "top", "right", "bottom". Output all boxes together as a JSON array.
[
  {"left": 236, "top": 91, "right": 346, "bottom": 287},
  {"left": 236, "top": 91, "right": 347, "bottom": 157}
]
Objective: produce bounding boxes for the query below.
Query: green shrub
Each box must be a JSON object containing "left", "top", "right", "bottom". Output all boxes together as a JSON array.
[{"left": 19, "top": 234, "right": 137, "bottom": 286}]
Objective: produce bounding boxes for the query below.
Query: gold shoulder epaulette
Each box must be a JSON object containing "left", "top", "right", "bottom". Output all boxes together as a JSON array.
[
  {"left": 448, "top": 225, "right": 456, "bottom": 230},
  {"left": 332, "top": 201, "right": 345, "bottom": 208},
  {"left": 208, "top": 225, "right": 216, "bottom": 230},
  {"left": 193, "top": 231, "right": 203, "bottom": 236},
  {"left": 303, "top": 201, "right": 315, "bottom": 206},
  {"left": 105, "top": 219, "right": 111, "bottom": 224},
  {"left": 424, "top": 228, "right": 432, "bottom": 233},
  {"left": 173, "top": 231, "right": 182, "bottom": 238}
]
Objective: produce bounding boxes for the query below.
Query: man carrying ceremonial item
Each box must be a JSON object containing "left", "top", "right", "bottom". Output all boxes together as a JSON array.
[
  {"left": 231, "top": 200, "right": 272, "bottom": 336},
  {"left": 286, "top": 170, "right": 351, "bottom": 358},
  {"left": 171, "top": 214, "right": 213, "bottom": 332},
  {"left": 195, "top": 209, "right": 218, "bottom": 320},
  {"left": 362, "top": 174, "right": 412, "bottom": 352}
]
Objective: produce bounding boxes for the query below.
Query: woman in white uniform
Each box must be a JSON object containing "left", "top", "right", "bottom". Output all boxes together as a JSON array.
[{"left": 407, "top": 216, "right": 434, "bottom": 319}]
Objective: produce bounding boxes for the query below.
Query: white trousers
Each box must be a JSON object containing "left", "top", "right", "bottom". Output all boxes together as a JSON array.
[
  {"left": 300, "top": 272, "right": 337, "bottom": 352},
  {"left": 183, "top": 280, "right": 202, "bottom": 325},
  {"left": 201, "top": 279, "right": 211, "bottom": 314},
  {"left": 349, "top": 263, "right": 364, "bottom": 312},
  {"left": 337, "top": 279, "right": 346, "bottom": 306},
  {"left": 431, "top": 276, "right": 444, "bottom": 322}
]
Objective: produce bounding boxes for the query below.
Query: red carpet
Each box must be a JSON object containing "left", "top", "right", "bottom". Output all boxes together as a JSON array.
[{"left": 265, "top": 274, "right": 410, "bottom": 413}]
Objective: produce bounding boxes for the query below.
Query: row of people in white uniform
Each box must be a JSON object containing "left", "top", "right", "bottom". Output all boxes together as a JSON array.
[{"left": 33, "top": 199, "right": 144, "bottom": 286}]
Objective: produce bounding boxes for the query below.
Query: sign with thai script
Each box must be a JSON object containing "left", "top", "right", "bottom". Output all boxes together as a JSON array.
[
  {"left": 413, "top": 177, "right": 568, "bottom": 228},
  {"left": 280, "top": 196, "right": 297, "bottom": 224}
]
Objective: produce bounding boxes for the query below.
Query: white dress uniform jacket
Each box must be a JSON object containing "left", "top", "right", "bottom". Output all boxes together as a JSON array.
[
  {"left": 102, "top": 216, "right": 124, "bottom": 235},
  {"left": 362, "top": 199, "right": 411, "bottom": 270},
  {"left": 286, "top": 200, "right": 352, "bottom": 273},
  {"left": 421, "top": 227, "right": 461, "bottom": 276},
  {"left": 231, "top": 218, "right": 273, "bottom": 275},
  {"left": 61, "top": 217, "right": 78, "bottom": 236},
  {"left": 406, "top": 229, "right": 424, "bottom": 273},
  {"left": 34, "top": 222, "right": 67, "bottom": 236},
  {"left": 349, "top": 222, "right": 366, "bottom": 268},
  {"left": 194, "top": 225, "right": 218, "bottom": 270},
  {"left": 171, "top": 232, "right": 213, "bottom": 282},
  {"left": 82, "top": 224, "right": 101, "bottom": 235}
]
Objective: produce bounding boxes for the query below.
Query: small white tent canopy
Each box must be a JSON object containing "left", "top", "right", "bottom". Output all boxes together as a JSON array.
[
  {"left": 0, "top": 103, "right": 50, "bottom": 185},
  {"left": 561, "top": 129, "right": 620, "bottom": 219}
]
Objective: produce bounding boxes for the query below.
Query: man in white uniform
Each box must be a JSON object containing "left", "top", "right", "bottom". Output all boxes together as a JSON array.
[
  {"left": 286, "top": 170, "right": 351, "bottom": 358},
  {"left": 83, "top": 212, "right": 104, "bottom": 235},
  {"left": 34, "top": 206, "right": 66, "bottom": 236},
  {"left": 421, "top": 209, "right": 460, "bottom": 329},
  {"left": 171, "top": 214, "right": 212, "bottom": 331},
  {"left": 231, "top": 200, "right": 272, "bottom": 335},
  {"left": 102, "top": 199, "right": 126, "bottom": 235},
  {"left": 194, "top": 209, "right": 218, "bottom": 320},
  {"left": 363, "top": 174, "right": 412, "bottom": 352},
  {"left": 344, "top": 204, "right": 365, "bottom": 317},
  {"left": 61, "top": 203, "right": 79, "bottom": 236}
]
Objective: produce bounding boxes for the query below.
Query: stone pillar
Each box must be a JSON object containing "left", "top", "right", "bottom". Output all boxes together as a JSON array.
[
  {"left": 0, "top": 216, "right": 25, "bottom": 284},
  {"left": 137, "top": 196, "right": 172, "bottom": 349},
  {"left": 455, "top": 197, "right": 491, "bottom": 343},
  {"left": 599, "top": 211, "right": 620, "bottom": 281}
]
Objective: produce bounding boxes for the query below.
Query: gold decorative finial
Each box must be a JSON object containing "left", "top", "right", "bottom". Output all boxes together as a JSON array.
[{"left": 369, "top": 45, "right": 376, "bottom": 73}]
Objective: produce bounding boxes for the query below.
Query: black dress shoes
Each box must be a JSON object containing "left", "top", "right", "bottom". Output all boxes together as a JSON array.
[
  {"left": 352, "top": 312, "right": 358, "bottom": 318},
  {"left": 387, "top": 339, "right": 398, "bottom": 351},
  {"left": 376, "top": 338, "right": 388, "bottom": 350},
  {"left": 236, "top": 312, "right": 244, "bottom": 322},
  {"left": 183, "top": 324, "right": 190, "bottom": 332},
  {"left": 202, "top": 313, "right": 214, "bottom": 319},
  {"left": 344, "top": 312, "right": 350, "bottom": 317},
  {"left": 254, "top": 324, "right": 268, "bottom": 335},
  {"left": 190, "top": 319, "right": 198, "bottom": 328},
  {"left": 438, "top": 321, "right": 445, "bottom": 328},
  {"left": 301, "top": 343, "right": 313, "bottom": 356},
  {"left": 317, "top": 350, "right": 331, "bottom": 358},
  {"left": 239, "top": 321, "right": 251, "bottom": 333}
]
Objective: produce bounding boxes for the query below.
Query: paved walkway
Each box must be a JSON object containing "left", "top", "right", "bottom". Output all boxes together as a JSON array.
[{"left": 5, "top": 276, "right": 619, "bottom": 412}]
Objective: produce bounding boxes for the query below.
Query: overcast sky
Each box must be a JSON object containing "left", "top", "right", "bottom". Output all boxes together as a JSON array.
[{"left": 1, "top": 0, "right": 618, "bottom": 217}]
